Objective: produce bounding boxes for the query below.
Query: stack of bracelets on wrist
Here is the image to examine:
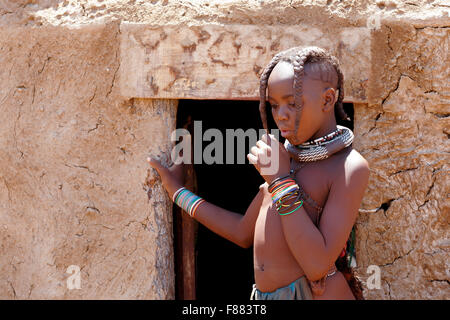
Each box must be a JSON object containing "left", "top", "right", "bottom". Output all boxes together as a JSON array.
[
  {"left": 268, "top": 175, "right": 304, "bottom": 216},
  {"left": 172, "top": 187, "right": 205, "bottom": 218}
]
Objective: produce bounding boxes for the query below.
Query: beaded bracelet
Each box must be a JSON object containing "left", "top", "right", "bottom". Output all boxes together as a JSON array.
[
  {"left": 268, "top": 174, "right": 291, "bottom": 192},
  {"left": 172, "top": 187, "right": 186, "bottom": 202},
  {"left": 271, "top": 178, "right": 297, "bottom": 203},
  {"left": 270, "top": 179, "right": 297, "bottom": 194},
  {"left": 173, "top": 187, "right": 205, "bottom": 218},
  {"left": 270, "top": 179, "right": 297, "bottom": 198},
  {"left": 278, "top": 195, "right": 304, "bottom": 215},
  {"left": 280, "top": 200, "right": 303, "bottom": 215},
  {"left": 272, "top": 184, "right": 299, "bottom": 203},
  {"left": 276, "top": 190, "right": 299, "bottom": 206},
  {"left": 270, "top": 177, "right": 304, "bottom": 216},
  {"left": 279, "top": 204, "right": 303, "bottom": 215},
  {"left": 276, "top": 190, "right": 300, "bottom": 211}
]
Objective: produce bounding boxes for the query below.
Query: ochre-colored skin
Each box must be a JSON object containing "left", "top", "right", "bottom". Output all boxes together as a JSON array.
[
  {"left": 253, "top": 147, "right": 361, "bottom": 299},
  {"left": 148, "top": 60, "right": 370, "bottom": 300}
]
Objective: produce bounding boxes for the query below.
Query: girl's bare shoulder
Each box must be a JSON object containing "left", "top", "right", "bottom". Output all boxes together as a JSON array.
[
  {"left": 330, "top": 147, "right": 369, "bottom": 171},
  {"left": 345, "top": 149, "right": 370, "bottom": 171},
  {"left": 321, "top": 148, "right": 369, "bottom": 189}
]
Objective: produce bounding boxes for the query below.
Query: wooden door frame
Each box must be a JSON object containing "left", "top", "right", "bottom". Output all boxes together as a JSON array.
[{"left": 174, "top": 114, "right": 198, "bottom": 300}]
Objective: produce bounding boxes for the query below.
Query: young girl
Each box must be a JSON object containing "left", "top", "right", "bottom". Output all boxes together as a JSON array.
[{"left": 148, "top": 46, "right": 370, "bottom": 300}]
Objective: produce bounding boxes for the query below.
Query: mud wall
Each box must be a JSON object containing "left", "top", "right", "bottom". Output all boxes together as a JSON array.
[
  {"left": 354, "top": 22, "right": 449, "bottom": 299},
  {"left": 0, "top": 23, "right": 176, "bottom": 299}
]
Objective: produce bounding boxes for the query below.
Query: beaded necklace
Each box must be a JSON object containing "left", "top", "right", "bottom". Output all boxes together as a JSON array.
[
  {"left": 284, "top": 125, "right": 354, "bottom": 162},
  {"left": 299, "top": 126, "right": 345, "bottom": 146}
]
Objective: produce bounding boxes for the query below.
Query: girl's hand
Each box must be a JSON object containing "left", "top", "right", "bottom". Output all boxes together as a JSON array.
[
  {"left": 147, "top": 156, "right": 184, "bottom": 200},
  {"left": 247, "top": 134, "right": 291, "bottom": 185}
]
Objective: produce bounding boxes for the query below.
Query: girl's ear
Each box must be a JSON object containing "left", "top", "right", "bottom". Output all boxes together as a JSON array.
[{"left": 322, "top": 87, "right": 337, "bottom": 112}]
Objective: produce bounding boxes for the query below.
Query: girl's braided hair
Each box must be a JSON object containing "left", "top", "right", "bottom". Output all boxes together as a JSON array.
[{"left": 259, "top": 46, "right": 349, "bottom": 135}]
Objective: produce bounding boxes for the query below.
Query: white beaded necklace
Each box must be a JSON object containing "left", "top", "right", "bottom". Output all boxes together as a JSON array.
[{"left": 284, "top": 125, "right": 354, "bottom": 162}]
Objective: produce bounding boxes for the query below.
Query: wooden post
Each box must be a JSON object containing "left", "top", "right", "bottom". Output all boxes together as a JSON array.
[{"left": 174, "top": 115, "right": 198, "bottom": 300}]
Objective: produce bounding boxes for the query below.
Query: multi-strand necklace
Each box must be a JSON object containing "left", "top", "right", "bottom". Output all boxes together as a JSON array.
[{"left": 284, "top": 125, "right": 354, "bottom": 162}]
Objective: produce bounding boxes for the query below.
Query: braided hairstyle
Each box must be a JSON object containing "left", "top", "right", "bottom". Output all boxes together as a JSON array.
[
  {"left": 259, "top": 46, "right": 349, "bottom": 138},
  {"left": 259, "top": 46, "right": 364, "bottom": 299}
]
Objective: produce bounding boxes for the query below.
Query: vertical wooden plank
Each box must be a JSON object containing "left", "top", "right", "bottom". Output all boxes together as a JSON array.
[{"left": 174, "top": 115, "right": 198, "bottom": 300}]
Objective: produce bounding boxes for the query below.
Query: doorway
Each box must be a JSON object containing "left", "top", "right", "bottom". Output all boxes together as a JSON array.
[{"left": 173, "top": 99, "right": 354, "bottom": 300}]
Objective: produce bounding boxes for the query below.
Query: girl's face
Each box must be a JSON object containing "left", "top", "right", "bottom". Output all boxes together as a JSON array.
[{"left": 267, "top": 61, "right": 330, "bottom": 145}]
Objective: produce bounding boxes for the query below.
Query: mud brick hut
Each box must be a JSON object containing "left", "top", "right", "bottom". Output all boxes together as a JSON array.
[{"left": 0, "top": 0, "right": 448, "bottom": 299}]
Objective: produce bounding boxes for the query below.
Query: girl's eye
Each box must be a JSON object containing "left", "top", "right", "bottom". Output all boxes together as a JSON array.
[{"left": 269, "top": 102, "right": 294, "bottom": 109}]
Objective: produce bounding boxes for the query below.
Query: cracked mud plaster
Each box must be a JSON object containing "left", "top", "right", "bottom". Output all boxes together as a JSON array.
[
  {"left": 354, "top": 72, "right": 449, "bottom": 299},
  {"left": 0, "top": 19, "right": 177, "bottom": 298}
]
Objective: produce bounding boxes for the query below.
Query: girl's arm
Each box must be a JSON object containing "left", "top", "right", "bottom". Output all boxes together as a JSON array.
[
  {"left": 193, "top": 183, "right": 264, "bottom": 248},
  {"left": 279, "top": 159, "right": 370, "bottom": 281},
  {"left": 147, "top": 157, "right": 263, "bottom": 248}
]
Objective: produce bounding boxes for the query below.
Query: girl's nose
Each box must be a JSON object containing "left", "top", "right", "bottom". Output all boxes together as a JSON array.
[{"left": 276, "top": 104, "right": 290, "bottom": 121}]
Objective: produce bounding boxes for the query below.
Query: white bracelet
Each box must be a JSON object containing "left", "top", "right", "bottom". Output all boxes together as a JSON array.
[{"left": 172, "top": 187, "right": 186, "bottom": 202}]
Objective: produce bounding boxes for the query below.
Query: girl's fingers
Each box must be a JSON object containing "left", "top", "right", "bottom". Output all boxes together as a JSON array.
[
  {"left": 262, "top": 133, "right": 276, "bottom": 145},
  {"left": 147, "top": 157, "right": 158, "bottom": 167},
  {"left": 147, "top": 157, "right": 166, "bottom": 173},
  {"left": 249, "top": 146, "right": 259, "bottom": 156},
  {"left": 247, "top": 153, "right": 258, "bottom": 167},
  {"left": 256, "top": 140, "right": 268, "bottom": 149},
  {"left": 261, "top": 134, "right": 268, "bottom": 144}
]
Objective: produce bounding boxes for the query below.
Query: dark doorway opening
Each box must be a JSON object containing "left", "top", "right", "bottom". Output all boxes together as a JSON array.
[{"left": 173, "top": 100, "right": 354, "bottom": 300}]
